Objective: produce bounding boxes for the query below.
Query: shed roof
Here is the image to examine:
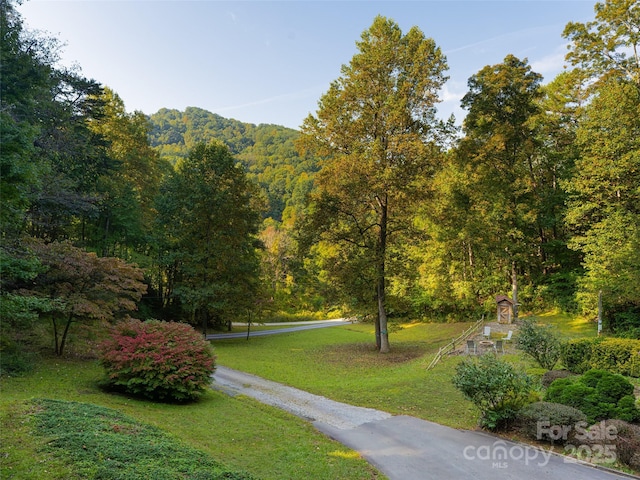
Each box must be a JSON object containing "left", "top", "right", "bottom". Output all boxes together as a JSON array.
[{"left": 495, "top": 295, "right": 514, "bottom": 305}]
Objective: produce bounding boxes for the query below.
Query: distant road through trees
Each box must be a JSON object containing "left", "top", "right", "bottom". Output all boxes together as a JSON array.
[{"left": 206, "top": 319, "right": 352, "bottom": 340}]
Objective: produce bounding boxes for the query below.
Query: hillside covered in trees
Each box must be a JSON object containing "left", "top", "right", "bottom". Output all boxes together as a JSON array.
[
  {"left": 147, "top": 107, "right": 317, "bottom": 222},
  {"left": 1, "top": 0, "right": 638, "bottom": 367}
]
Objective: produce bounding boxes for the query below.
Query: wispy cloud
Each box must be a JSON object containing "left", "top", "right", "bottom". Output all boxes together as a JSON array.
[
  {"left": 531, "top": 45, "right": 570, "bottom": 78},
  {"left": 211, "top": 87, "right": 319, "bottom": 114}
]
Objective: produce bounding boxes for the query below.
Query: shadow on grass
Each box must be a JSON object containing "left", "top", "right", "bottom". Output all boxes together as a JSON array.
[{"left": 324, "top": 342, "right": 428, "bottom": 366}]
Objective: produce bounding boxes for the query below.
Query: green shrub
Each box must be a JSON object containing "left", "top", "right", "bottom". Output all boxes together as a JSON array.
[
  {"left": 545, "top": 369, "right": 640, "bottom": 423},
  {"left": 99, "top": 319, "right": 216, "bottom": 402},
  {"left": 515, "top": 401, "right": 587, "bottom": 444},
  {"left": 590, "top": 338, "right": 640, "bottom": 376},
  {"left": 0, "top": 335, "right": 33, "bottom": 376},
  {"left": 452, "top": 354, "right": 533, "bottom": 430},
  {"left": 614, "top": 396, "right": 640, "bottom": 423},
  {"left": 541, "top": 369, "right": 574, "bottom": 388},
  {"left": 561, "top": 338, "right": 595, "bottom": 374},
  {"left": 561, "top": 338, "right": 640, "bottom": 377},
  {"left": 516, "top": 318, "right": 562, "bottom": 370},
  {"left": 32, "top": 399, "right": 256, "bottom": 479}
]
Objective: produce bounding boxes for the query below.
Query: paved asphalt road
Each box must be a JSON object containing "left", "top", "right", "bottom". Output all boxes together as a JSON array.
[
  {"left": 317, "top": 416, "right": 636, "bottom": 480},
  {"left": 206, "top": 318, "right": 353, "bottom": 340},
  {"left": 212, "top": 366, "right": 636, "bottom": 480}
]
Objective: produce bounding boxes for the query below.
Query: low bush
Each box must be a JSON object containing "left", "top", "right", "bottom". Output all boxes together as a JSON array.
[
  {"left": 515, "top": 401, "right": 587, "bottom": 444},
  {"left": 545, "top": 369, "right": 640, "bottom": 423},
  {"left": 541, "top": 369, "right": 574, "bottom": 388},
  {"left": 452, "top": 354, "right": 533, "bottom": 430},
  {"left": 32, "top": 399, "right": 255, "bottom": 479},
  {"left": 99, "top": 319, "right": 216, "bottom": 402},
  {"left": 0, "top": 345, "right": 33, "bottom": 377},
  {"left": 516, "top": 318, "right": 562, "bottom": 370}
]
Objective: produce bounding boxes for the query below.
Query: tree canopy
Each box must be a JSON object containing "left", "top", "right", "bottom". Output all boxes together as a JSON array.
[
  {"left": 2, "top": 0, "right": 639, "bottom": 367},
  {"left": 299, "top": 16, "right": 449, "bottom": 352}
]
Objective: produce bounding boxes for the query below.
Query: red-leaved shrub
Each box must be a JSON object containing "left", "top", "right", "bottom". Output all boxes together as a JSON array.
[{"left": 99, "top": 319, "right": 216, "bottom": 402}]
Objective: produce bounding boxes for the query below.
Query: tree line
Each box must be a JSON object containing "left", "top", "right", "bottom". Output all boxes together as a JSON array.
[{"left": 1, "top": 0, "right": 638, "bottom": 361}]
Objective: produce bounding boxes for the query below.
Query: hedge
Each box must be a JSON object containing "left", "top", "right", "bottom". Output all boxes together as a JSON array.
[{"left": 561, "top": 338, "right": 640, "bottom": 377}]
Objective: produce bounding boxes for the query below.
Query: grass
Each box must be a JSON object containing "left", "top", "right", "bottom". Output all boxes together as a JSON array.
[
  {"left": 212, "top": 321, "right": 480, "bottom": 428},
  {"left": 524, "top": 310, "right": 598, "bottom": 339},
  {"left": 0, "top": 359, "right": 382, "bottom": 480},
  {"left": 28, "top": 399, "right": 255, "bottom": 479},
  {"left": 1, "top": 312, "right": 623, "bottom": 478}
]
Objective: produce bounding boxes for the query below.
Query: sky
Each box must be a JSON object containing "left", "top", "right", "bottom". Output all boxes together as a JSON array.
[{"left": 18, "top": 0, "right": 597, "bottom": 130}]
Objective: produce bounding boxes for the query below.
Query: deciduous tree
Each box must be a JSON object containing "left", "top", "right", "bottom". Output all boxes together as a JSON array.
[
  {"left": 155, "top": 143, "right": 262, "bottom": 330},
  {"left": 298, "top": 16, "right": 448, "bottom": 352},
  {"left": 22, "top": 240, "right": 147, "bottom": 356}
]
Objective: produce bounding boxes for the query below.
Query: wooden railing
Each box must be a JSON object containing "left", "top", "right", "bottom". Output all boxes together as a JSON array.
[{"left": 425, "top": 315, "right": 484, "bottom": 370}]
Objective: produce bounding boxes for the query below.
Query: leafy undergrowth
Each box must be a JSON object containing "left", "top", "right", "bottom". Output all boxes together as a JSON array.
[{"left": 29, "top": 398, "right": 254, "bottom": 479}]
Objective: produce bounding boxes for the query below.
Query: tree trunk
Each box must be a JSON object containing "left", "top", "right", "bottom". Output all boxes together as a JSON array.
[
  {"left": 374, "top": 309, "right": 381, "bottom": 350},
  {"left": 378, "top": 279, "right": 390, "bottom": 353},
  {"left": 52, "top": 316, "right": 60, "bottom": 356},
  {"left": 377, "top": 195, "right": 390, "bottom": 353},
  {"left": 58, "top": 313, "right": 73, "bottom": 357},
  {"left": 511, "top": 261, "right": 519, "bottom": 321}
]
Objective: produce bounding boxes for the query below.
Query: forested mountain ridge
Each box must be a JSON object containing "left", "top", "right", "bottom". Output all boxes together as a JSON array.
[{"left": 148, "top": 107, "right": 318, "bottom": 221}]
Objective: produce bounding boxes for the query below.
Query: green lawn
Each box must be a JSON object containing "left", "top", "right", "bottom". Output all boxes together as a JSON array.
[
  {"left": 0, "top": 359, "right": 382, "bottom": 480},
  {"left": 213, "top": 321, "right": 480, "bottom": 429},
  {"left": 1, "top": 313, "right": 608, "bottom": 479},
  {"left": 524, "top": 311, "right": 598, "bottom": 339}
]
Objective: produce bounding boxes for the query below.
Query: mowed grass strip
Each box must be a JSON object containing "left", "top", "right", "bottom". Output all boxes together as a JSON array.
[
  {"left": 0, "top": 359, "right": 384, "bottom": 480},
  {"left": 213, "top": 322, "right": 480, "bottom": 429}
]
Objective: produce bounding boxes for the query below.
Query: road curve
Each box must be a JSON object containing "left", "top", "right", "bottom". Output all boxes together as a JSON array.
[
  {"left": 206, "top": 319, "right": 353, "bottom": 340},
  {"left": 212, "top": 366, "right": 636, "bottom": 480}
]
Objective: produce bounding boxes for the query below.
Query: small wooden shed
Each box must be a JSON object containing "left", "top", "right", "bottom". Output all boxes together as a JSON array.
[{"left": 496, "top": 295, "right": 514, "bottom": 324}]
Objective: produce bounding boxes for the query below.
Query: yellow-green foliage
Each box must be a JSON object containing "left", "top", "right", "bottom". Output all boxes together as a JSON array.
[{"left": 561, "top": 338, "right": 640, "bottom": 377}]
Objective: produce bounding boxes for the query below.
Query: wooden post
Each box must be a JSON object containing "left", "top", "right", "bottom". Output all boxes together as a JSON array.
[
  {"left": 597, "top": 290, "right": 603, "bottom": 336},
  {"left": 511, "top": 261, "right": 518, "bottom": 321}
]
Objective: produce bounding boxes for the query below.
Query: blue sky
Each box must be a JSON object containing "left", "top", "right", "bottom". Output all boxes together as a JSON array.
[{"left": 18, "top": 0, "right": 596, "bottom": 130}]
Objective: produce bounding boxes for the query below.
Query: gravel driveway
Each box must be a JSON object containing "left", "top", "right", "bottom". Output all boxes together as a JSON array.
[
  {"left": 212, "top": 366, "right": 391, "bottom": 429},
  {"left": 212, "top": 366, "right": 635, "bottom": 480}
]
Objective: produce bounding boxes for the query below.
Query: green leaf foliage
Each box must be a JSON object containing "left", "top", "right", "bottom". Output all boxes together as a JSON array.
[
  {"left": 155, "top": 142, "right": 262, "bottom": 327},
  {"left": 545, "top": 369, "right": 640, "bottom": 423},
  {"left": 515, "top": 401, "right": 587, "bottom": 444},
  {"left": 452, "top": 354, "right": 533, "bottom": 430},
  {"left": 299, "top": 15, "right": 449, "bottom": 350},
  {"left": 148, "top": 107, "right": 318, "bottom": 222},
  {"left": 561, "top": 337, "right": 640, "bottom": 376},
  {"left": 515, "top": 318, "right": 562, "bottom": 370}
]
